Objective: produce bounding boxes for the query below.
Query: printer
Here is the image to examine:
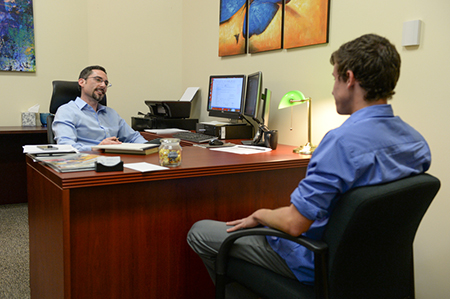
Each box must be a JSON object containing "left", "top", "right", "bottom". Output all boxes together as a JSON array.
[{"left": 132, "top": 88, "right": 199, "bottom": 131}]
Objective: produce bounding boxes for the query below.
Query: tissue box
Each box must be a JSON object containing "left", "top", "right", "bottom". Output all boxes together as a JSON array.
[{"left": 22, "top": 112, "right": 37, "bottom": 126}]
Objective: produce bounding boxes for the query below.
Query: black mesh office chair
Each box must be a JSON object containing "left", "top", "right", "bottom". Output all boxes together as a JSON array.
[
  {"left": 47, "top": 80, "right": 107, "bottom": 144},
  {"left": 215, "top": 173, "right": 440, "bottom": 299}
]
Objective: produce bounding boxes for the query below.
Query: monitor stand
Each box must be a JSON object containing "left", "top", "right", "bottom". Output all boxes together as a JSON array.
[
  {"left": 242, "top": 89, "right": 271, "bottom": 146},
  {"left": 241, "top": 124, "right": 266, "bottom": 146}
]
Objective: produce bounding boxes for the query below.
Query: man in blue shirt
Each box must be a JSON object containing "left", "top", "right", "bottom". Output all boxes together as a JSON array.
[
  {"left": 52, "top": 65, "right": 147, "bottom": 151},
  {"left": 187, "top": 34, "right": 431, "bottom": 287}
]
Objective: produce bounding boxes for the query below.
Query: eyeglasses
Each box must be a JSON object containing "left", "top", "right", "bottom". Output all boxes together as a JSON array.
[{"left": 86, "top": 76, "right": 112, "bottom": 88}]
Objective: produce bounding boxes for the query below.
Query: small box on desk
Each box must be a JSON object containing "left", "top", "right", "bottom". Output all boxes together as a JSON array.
[
  {"left": 95, "top": 161, "right": 124, "bottom": 172},
  {"left": 22, "top": 112, "right": 37, "bottom": 126},
  {"left": 197, "top": 123, "right": 253, "bottom": 140}
]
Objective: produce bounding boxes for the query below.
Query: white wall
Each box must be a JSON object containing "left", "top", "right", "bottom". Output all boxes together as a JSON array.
[
  {"left": 86, "top": 1, "right": 184, "bottom": 121},
  {"left": 0, "top": 0, "right": 449, "bottom": 297}
]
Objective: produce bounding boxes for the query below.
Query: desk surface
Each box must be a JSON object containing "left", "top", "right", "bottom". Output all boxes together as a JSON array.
[
  {"left": 27, "top": 145, "right": 310, "bottom": 299},
  {"left": 0, "top": 126, "right": 47, "bottom": 134}
]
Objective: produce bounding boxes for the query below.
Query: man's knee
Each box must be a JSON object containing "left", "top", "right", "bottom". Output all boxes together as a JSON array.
[
  {"left": 187, "top": 220, "right": 207, "bottom": 248},
  {"left": 187, "top": 220, "right": 228, "bottom": 255}
]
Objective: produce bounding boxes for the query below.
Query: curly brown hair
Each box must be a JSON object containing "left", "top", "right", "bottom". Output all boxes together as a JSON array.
[{"left": 330, "top": 34, "right": 401, "bottom": 101}]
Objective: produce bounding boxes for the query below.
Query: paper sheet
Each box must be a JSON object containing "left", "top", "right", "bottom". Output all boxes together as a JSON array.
[
  {"left": 124, "top": 162, "right": 168, "bottom": 172},
  {"left": 28, "top": 104, "right": 40, "bottom": 113},
  {"left": 209, "top": 145, "right": 272, "bottom": 155},
  {"left": 179, "top": 87, "right": 199, "bottom": 102},
  {"left": 97, "top": 156, "right": 121, "bottom": 166}
]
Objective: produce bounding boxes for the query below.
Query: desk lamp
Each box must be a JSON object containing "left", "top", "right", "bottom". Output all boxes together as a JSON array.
[{"left": 278, "top": 90, "right": 316, "bottom": 154}]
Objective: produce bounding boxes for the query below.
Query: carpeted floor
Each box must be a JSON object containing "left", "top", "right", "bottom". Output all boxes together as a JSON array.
[{"left": 0, "top": 203, "right": 30, "bottom": 299}]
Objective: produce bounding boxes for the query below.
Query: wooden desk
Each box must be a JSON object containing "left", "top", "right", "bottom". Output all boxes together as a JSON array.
[
  {"left": 27, "top": 145, "right": 310, "bottom": 299},
  {"left": 0, "top": 126, "right": 47, "bottom": 204}
]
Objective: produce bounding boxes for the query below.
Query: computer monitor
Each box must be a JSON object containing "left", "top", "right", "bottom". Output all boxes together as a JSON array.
[
  {"left": 243, "top": 71, "right": 263, "bottom": 121},
  {"left": 207, "top": 75, "right": 246, "bottom": 120},
  {"left": 243, "top": 71, "right": 270, "bottom": 127},
  {"left": 242, "top": 71, "right": 272, "bottom": 146}
]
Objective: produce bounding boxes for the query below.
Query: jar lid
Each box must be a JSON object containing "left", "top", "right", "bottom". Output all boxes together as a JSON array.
[{"left": 160, "top": 138, "right": 181, "bottom": 144}]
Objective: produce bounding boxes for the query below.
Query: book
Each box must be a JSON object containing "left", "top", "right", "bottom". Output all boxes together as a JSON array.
[
  {"left": 34, "top": 153, "right": 100, "bottom": 172},
  {"left": 92, "top": 143, "right": 159, "bottom": 155}
]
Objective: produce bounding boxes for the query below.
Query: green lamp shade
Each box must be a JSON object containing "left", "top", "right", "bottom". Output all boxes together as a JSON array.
[{"left": 278, "top": 90, "right": 307, "bottom": 109}]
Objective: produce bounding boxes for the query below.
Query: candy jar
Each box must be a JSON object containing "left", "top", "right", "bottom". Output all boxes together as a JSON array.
[{"left": 159, "top": 138, "right": 182, "bottom": 167}]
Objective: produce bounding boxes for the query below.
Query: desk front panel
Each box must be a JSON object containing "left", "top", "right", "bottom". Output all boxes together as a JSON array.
[{"left": 27, "top": 145, "right": 309, "bottom": 299}]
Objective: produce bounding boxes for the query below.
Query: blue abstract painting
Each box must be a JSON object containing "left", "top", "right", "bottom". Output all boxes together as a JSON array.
[{"left": 0, "top": 0, "right": 35, "bottom": 72}]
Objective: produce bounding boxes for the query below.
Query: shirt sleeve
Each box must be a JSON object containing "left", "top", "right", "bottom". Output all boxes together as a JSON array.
[
  {"left": 52, "top": 103, "right": 93, "bottom": 152},
  {"left": 116, "top": 117, "right": 148, "bottom": 143},
  {"left": 290, "top": 130, "right": 355, "bottom": 221}
]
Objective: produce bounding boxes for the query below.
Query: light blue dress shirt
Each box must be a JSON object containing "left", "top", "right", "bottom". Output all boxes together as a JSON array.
[
  {"left": 267, "top": 104, "right": 431, "bottom": 285},
  {"left": 52, "top": 97, "right": 147, "bottom": 151}
]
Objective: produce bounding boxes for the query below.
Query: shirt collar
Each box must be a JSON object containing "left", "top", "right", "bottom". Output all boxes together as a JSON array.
[
  {"left": 345, "top": 104, "right": 394, "bottom": 125},
  {"left": 75, "top": 97, "right": 106, "bottom": 112}
]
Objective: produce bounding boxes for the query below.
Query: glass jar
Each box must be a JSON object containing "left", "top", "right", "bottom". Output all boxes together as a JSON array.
[{"left": 159, "top": 138, "right": 182, "bottom": 167}]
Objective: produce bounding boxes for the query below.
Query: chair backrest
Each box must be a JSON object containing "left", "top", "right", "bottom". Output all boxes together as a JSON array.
[
  {"left": 323, "top": 173, "right": 440, "bottom": 299},
  {"left": 46, "top": 114, "right": 56, "bottom": 144},
  {"left": 47, "top": 80, "right": 107, "bottom": 143}
]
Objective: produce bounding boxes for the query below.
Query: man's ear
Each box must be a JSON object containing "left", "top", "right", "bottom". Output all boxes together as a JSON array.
[
  {"left": 346, "top": 70, "right": 356, "bottom": 88},
  {"left": 78, "top": 78, "right": 85, "bottom": 89}
]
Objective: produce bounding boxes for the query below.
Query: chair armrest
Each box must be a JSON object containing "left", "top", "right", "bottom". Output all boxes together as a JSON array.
[{"left": 215, "top": 227, "right": 329, "bottom": 299}]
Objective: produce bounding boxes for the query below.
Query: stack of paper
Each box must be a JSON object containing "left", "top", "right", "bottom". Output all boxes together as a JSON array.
[{"left": 23, "top": 144, "right": 78, "bottom": 155}]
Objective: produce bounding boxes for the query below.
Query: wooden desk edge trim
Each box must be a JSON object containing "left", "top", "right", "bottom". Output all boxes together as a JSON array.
[
  {"left": 27, "top": 156, "right": 310, "bottom": 189},
  {"left": 0, "top": 126, "right": 47, "bottom": 134}
]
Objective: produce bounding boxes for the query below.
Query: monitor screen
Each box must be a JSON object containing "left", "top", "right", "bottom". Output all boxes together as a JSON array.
[
  {"left": 207, "top": 75, "right": 246, "bottom": 119},
  {"left": 243, "top": 71, "right": 263, "bottom": 120}
]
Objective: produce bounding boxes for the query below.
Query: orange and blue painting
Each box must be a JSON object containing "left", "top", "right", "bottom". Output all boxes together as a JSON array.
[
  {"left": 284, "top": 0, "right": 329, "bottom": 49},
  {"left": 247, "top": 0, "right": 283, "bottom": 53},
  {"left": 219, "top": 0, "right": 329, "bottom": 56},
  {"left": 219, "top": 0, "right": 248, "bottom": 56},
  {"left": 0, "top": 0, "right": 35, "bottom": 72}
]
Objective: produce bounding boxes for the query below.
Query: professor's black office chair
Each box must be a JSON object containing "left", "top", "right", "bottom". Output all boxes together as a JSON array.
[
  {"left": 215, "top": 173, "right": 440, "bottom": 299},
  {"left": 47, "top": 80, "right": 107, "bottom": 144}
]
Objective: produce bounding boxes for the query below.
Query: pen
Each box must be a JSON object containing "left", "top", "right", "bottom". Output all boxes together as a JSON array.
[{"left": 236, "top": 145, "right": 268, "bottom": 151}]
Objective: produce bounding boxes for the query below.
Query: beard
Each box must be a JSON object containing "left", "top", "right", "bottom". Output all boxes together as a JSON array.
[{"left": 92, "top": 88, "right": 106, "bottom": 102}]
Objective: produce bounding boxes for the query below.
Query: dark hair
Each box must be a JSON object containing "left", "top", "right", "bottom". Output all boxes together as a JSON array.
[
  {"left": 330, "top": 34, "right": 401, "bottom": 101},
  {"left": 78, "top": 65, "right": 107, "bottom": 80}
]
